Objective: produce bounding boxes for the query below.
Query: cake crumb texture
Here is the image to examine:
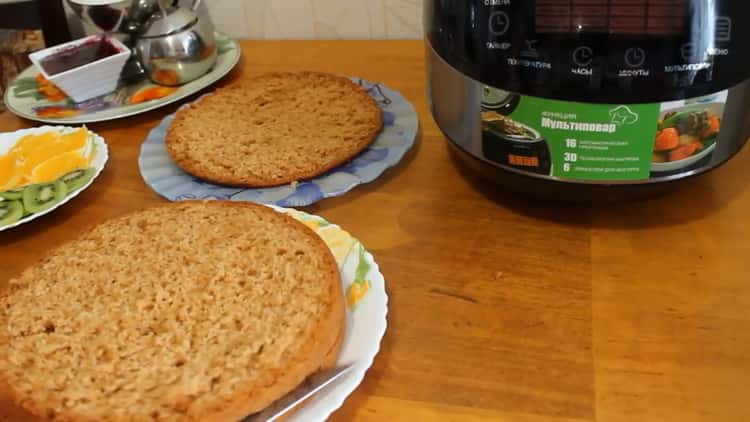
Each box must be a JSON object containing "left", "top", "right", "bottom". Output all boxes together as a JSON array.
[
  {"left": 166, "top": 71, "right": 383, "bottom": 187},
  {"left": 0, "top": 201, "right": 344, "bottom": 421}
]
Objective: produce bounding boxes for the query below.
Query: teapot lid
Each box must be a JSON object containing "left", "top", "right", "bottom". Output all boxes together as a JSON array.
[{"left": 141, "top": 6, "right": 197, "bottom": 38}]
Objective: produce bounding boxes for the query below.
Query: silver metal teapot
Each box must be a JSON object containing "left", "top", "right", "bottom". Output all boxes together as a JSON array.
[
  {"left": 67, "top": 0, "right": 217, "bottom": 86},
  {"left": 135, "top": 0, "right": 217, "bottom": 86}
]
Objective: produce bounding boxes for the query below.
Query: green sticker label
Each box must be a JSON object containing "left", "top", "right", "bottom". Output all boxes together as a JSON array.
[
  {"left": 480, "top": 89, "right": 727, "bottom": 182},
  {"left": 512, "top": 98, "right": 660, "bottom": 180}
]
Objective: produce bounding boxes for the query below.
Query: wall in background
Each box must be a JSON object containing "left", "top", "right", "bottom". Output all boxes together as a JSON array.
[{"left": 204, "top": 0, "right": 422, "bottom": 39}]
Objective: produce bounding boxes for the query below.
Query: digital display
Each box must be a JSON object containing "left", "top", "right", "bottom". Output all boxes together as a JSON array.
[
  {"left": 508, "top": 155, "right": 541, "bottom": 167},
  {"left": 535, "top": 0, "right": 687, "bottom": 35}
]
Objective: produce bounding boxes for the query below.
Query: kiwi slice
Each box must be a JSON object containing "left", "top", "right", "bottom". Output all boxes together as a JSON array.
[
  {"left": 0, "top": 200, "right": 23, "bottom": 227},
  {"left": 60, "top": 168, "right": 95, "bottom": 193},
  {"left": 22, "top": 181, "right": 67, "bottom": 213},
  {"left": 0, "top": 188, "right": 24, "bottom": 200}
]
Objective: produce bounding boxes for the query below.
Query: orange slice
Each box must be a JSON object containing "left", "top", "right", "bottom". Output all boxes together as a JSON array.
[
  {"left": 20, "top": 129, "right": 90, "bottom": 178},
  {"left": 10, "top": 131, "right": 61, "bottom": 157},
  {"left": 58, "top": 127, "right": 89, "bottom": 150},
  {"left": 0, "top": 151, "right": 23, "bottom": 191},
  {"left": 30, "top": 150, "right": 89, "bottom": 184},
  {"left": 129, "top": 86, "right": 178, "bottom": 104}
]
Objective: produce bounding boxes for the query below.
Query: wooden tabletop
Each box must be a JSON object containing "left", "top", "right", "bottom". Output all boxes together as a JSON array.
[{"left": 2, "top": 40, "right": 750, "bottom": 422}]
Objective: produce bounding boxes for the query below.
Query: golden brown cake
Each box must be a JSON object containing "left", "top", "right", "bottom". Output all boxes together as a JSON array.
[
  {"left": 0, "top": 201, "right": 344, "bottom": 421},
  {"left": 165, "top": 71, "right": 383, "bottom": 187}
]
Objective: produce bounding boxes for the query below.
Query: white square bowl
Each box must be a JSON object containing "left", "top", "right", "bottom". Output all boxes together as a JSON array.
[{"left": 28, "top": 35, "right": 131, "bottom": 103}]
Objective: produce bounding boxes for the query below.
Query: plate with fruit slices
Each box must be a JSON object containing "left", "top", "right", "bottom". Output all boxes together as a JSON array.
[{"left": 0, "top": 126, "right": 108, "bottom": 231}]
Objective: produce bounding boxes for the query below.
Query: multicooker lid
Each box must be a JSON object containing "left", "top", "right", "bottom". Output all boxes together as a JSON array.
[{"left": 425, "top": 0, "right": 750, "bottom": 104}]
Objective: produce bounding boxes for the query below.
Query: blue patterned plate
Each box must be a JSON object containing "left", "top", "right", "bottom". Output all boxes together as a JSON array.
[{"left": 138, "top": 78, "right": 418, "bottom": 207}]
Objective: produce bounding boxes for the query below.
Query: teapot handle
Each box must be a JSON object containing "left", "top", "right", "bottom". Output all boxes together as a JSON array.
[{"left": 191, "top": 0, "right": 202, "bottom": 11}]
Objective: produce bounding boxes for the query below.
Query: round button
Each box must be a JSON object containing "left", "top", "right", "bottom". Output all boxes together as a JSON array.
[
  {"left": 624, "top": 48, "right": 647, "bottom": 68},
  {"left": 573, "top": 46, "right": 593, "bottom": 67},
  {"left": 489, "top": 11, "right": 510, "bottom": 36}
]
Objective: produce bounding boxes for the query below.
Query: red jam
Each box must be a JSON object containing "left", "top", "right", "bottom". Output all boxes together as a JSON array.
[{"left": 40, "top": 37, "right": 121, "bottom": 76}]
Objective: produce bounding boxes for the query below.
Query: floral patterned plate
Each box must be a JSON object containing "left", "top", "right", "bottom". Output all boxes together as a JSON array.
[
  {"left": 267, "top": 205, "right": 387, "bottom": 422},
  {"left": 138, "top": 78, "right": 418, "bottom": 207},
  {"left": 3, "top": 33, "right": 240, "bottom": 124}
]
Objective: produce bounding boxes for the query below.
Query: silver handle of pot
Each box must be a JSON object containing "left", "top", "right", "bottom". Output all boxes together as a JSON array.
[{"left": 191, "top": 0, "right": 202, "bottom": 11}]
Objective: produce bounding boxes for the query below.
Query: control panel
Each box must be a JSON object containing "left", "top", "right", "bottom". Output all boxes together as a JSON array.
[
  {"left": 535, "top": 0, "right": 687, "bottom": 35},
  {"left": 425, "top": 0, "right": 750, "bottom": 103}
]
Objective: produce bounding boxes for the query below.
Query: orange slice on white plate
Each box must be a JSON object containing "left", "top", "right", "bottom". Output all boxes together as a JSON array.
[
  {"left": 58, "top": 127, "right": 89, "bottom": 150},
  {"left": 0, "top": 125, "right": 108, "bottom": 232},
  {"left": 20, "top": 128, "right": 91, "bottom": 179},
  {"left": 10, "top": 131, "right": 61, "bottom": 157},
  {"left": 0, "top": 127, "right": 94, "bottom": 190},
  {"left": 30, "top": 149, "right": 91, "bottom": 184},
  {"left": 0, "top": 151, "right": 23, "bottom": 191}
]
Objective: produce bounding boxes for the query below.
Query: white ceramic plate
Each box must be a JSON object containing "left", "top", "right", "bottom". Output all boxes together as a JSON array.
[
  {"left": 4, "top": 33, "right": 240, "bottom": 124},
  {"left": 0, "top": 126, "right": 109, "bottom": 231},
  {"left": 269, "top": 206, "right": 388, "bottom": 422}
]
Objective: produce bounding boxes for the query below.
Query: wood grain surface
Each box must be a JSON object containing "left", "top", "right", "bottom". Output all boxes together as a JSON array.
[{"left": 1, "top": 40, "right": 749, "bottom": 422}]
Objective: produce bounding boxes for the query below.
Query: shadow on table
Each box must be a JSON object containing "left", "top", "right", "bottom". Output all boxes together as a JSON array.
[{"left": 446, "top": 145, "right": 750, "bottom": 230}]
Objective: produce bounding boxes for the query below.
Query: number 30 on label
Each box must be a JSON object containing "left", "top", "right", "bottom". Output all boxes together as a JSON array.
[{"left": 562, "top": 152, "right": 578, "bottom": 172}]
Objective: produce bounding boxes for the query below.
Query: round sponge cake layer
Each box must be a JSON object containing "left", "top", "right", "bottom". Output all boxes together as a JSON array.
[
  {"left": 166, "top": 72, "right": 383, "bottom": 187},
  {"left": 0, "top": 201, "right": 344, "bottom": 421}
]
